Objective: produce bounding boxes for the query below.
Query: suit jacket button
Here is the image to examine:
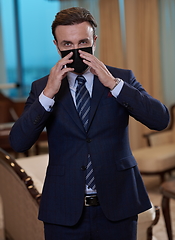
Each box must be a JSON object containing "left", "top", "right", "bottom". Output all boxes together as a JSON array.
[
  {"left": 86, "top": 139, "right": 92, "bottom": 143},
  {"left": 81, "top": 166, "right": 86, "bottom": 171},
  {"left": 123, "top": 102, "right": 129, "bottom": 107}
]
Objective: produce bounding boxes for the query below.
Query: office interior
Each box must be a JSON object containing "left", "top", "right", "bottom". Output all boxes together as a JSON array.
[{"left": 0, "top": 0, "right": 175, "bottom": 239}]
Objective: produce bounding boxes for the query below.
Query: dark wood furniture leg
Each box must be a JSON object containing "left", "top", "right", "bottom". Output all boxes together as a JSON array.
[{"left": 162, "top": 195, "right": 173, "bottom": 240}]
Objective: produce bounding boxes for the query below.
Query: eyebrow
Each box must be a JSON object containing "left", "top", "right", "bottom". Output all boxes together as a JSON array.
[
  {"left": 61, "top": 38, "right": 90, "bottom": 45},
  {"left": 79, "top": 38, "right": 90, "bottom": 43}
]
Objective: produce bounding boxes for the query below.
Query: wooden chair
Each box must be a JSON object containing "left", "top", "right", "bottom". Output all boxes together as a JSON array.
[
  {"left": 0, "top": 92, "right": 28, "bottom": 157},
  {"left": 133, "top": 105, "right": 175, "bottom": 239},
  {"left": 133, "top": 104, "right": 175, "bottom": 182},
  {"left": 0, "top": 92, "right": 48, "bottom": 156},
  {"left": 0, "top": 148, "right": 44, "bottom": 240},
  {"left": 160, "top": 178, "right": 175, "bottom": 240},
  {"left": 0, "top": 93, "right": 19, "bottom": 124},
  {"left": 144, "top": 104, "right": 175, "bottom": 147}
]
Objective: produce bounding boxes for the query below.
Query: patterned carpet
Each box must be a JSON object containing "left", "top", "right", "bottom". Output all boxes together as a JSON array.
[{"left": 143, "top": 175, "right": 175, "bottom": 240}]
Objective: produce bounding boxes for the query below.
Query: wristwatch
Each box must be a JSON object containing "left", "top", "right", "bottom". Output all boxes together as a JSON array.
[{"left": 110, "top": 78, "right": 122, "bottom": 90}]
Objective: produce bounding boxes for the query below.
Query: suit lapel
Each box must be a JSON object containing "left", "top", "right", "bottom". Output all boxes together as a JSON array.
[
  {"left": 87, "top": 75, "right": 106, "bottom": 131},
  {"left": 55, "top": 77, "right": 85, "bottom": 132},
  {"left": 54, "top": 75, "right": 107, "bottom": 133}
]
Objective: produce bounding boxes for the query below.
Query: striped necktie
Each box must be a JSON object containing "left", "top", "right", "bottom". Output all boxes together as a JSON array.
[
  {"left": 75, "top": 75, "right": 90, "bottom": 131},
  {"left": 75, "top": 75, "right": 96, "bottom": 190}
]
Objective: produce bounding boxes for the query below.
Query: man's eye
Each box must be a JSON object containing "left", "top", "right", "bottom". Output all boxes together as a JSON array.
[
  {"left": 64, "top": 42, "right": 72, "bottom": 46},
  {"left": 80, "top": 41, "right": 88, "bottom": 45}
]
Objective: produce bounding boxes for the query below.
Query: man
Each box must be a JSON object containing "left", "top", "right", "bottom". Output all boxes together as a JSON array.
[{"left": 10, "top": 7, "right": 169, "bottom": 240}]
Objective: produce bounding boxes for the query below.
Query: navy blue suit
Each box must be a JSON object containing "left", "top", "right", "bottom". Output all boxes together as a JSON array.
[{"left": 10, "top": 66, "right": 169, "bottom": 227}]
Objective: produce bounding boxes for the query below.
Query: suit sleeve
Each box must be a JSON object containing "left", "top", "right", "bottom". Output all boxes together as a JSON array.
[
  {"left": 9, "top": 80, "right": 51, "bottom": 152},
  {"left": 116, "top": 70, "right": 170, "bottom": 130}
]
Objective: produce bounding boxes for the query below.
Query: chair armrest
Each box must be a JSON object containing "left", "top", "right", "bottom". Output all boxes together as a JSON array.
[
  {"left": 147, "top": 206, "right": 160, "bottom": 240},
  {"left": 137, "top": 204, "right": 160, "bottom": 240},
  {"left": 144, "top": 130, "right": 173, "bottom": 146},
  {"left": 151, "top": 206, "right": 160, "bottom": 226},
  {"left": 16, "top": 154, "right": 49, "bottom": 193}
]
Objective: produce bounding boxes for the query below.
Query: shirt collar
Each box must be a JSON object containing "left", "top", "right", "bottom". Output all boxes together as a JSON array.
[{"left": 67, "top": 68, "right": 94, "bottom": 90}]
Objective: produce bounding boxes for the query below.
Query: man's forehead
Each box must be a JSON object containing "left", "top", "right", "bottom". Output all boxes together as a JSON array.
[{"left": 55, "top": 22, "right": 93, "bottom": 36}]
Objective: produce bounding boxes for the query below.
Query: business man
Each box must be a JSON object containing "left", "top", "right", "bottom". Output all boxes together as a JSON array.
[{"left": 10, "top": 7, "right": 169, "bottom": 240}]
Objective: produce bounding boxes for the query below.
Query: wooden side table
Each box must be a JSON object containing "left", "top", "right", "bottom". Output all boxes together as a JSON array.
[{"left": 160, "top": 178, "right": 175, "bottom": 240}]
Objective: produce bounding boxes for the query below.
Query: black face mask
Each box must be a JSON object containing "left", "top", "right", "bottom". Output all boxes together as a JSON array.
[{"left": 60, "top": 46, "right": 92, "bottom": 74}]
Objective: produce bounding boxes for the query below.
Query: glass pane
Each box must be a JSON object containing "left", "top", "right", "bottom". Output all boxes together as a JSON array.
[
  {"left": 0, "top": 0, "right": 17, "bottom": 96},
  {"left": 19, "top": 0, "right": 60, "bottom": 97},
  {"left": 1, "top": 0, "right": 60, "bottom": 98}
]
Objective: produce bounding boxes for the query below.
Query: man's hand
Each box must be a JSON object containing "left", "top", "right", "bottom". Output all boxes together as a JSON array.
[
  {"left": 43, "top": 52, "right": 74, "bottom": 99},
  {"left": 79, "top": 50, "right": 116, "bottom": 90}
]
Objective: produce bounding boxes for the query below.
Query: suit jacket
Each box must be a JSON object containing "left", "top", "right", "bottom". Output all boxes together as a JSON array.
[{"left": 9, "top": 66, "right": 169, "bottom": 226}]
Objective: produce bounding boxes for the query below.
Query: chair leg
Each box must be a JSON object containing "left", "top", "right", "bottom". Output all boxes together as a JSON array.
[
  {"left": 162, "top": 195, "right": 173, "bottom": 240},
  {"left": 147, "top": 226, "right": 153, "bottom": 240},
  {"left": 160, "top": 173, "right": 165, "bottom": 183}
]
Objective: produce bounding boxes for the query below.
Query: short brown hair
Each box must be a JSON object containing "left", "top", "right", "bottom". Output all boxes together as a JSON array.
[{"left": 52, "top": 7, "right": 97, "bottom": 41}]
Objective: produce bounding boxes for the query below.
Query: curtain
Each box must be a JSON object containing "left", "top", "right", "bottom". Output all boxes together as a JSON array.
[
  {"left": 124, "top": 0, "right": 162, "bottom": 149},
  {"left": 99, "top": 0, "right": 125, "bottom": 68},
  {"left": 125, "top": 0, "right": 162, "bottom": 99},
  {"left": 159, "top": 0, "right": 175, "bottom": 108}
]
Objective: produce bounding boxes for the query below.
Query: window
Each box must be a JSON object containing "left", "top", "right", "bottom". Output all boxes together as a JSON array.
[{"left": 0, "top": 0, "right": 60, "bottom": 98}]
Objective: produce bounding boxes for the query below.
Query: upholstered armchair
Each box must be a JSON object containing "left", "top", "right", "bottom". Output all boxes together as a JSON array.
[
  {"left": 133, "top": 104, "right": 175, "bottom": 183},
  {"left": 0, "top": 148, "right": 159, "bottom": 240},
  {"left": 0, "top": 148, "right": 44, "bottom": 240}
]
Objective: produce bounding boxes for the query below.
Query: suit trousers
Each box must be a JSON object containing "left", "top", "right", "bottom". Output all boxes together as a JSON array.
[{"left": 44, "top": 205, "right": 138, "bottom": 240}]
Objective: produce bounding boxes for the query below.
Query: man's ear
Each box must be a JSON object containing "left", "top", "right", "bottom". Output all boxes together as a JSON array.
[
  {"left": 53, "top": 40, "right": 61, "bottom": 55},
  {"left": 93, "top": 35, "right": 98, "bottom": 53}
]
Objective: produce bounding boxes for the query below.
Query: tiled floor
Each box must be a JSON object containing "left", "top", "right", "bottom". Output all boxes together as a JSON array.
[{"left": 143, "top": 175, "right": 175, "bottom": 240}]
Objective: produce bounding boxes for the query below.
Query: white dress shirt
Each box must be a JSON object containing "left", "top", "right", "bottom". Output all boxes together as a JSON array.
[{"left": 39, "top": 69, "right": 124, "bottom": 111}]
